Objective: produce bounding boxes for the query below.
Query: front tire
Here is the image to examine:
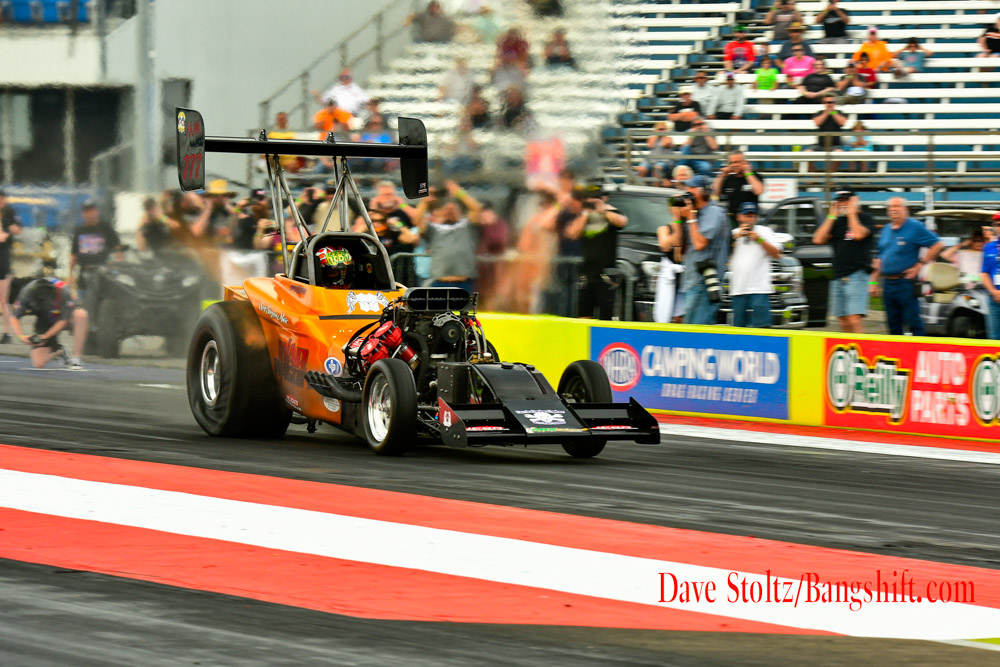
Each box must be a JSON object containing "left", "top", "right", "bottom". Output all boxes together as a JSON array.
[
  {"left": 558, "top": 360, "right": 612, "bottom": 458},
  {"left": 186, "top": 300, "right": 290, "bottom": 438},
  {"left": 362, "top": 358, "right": 418, "bottom": 456}
]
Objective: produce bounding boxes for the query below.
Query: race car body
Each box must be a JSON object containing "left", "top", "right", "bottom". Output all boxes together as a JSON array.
[{"left": 178, "top": 108, "right": 659, "bottom": 457}]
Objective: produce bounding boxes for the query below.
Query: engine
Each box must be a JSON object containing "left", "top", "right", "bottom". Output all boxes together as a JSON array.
[{"left": 347, "top": 321, "right": 420, "bottom": 375}]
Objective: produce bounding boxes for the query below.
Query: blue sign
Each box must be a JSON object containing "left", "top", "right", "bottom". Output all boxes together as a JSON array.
[{"left": 591, "top": 328, "right": 789, "bottom": 420}]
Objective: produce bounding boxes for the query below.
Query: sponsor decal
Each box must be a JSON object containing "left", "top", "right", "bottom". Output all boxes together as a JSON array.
[
  {"left": 287, "top": 283, "right": 307, "bottom": 296},
  {"left": 323, "top": 397, "right": 341, "bottom": 413},
  {"left": 437, "top": 398, "right": 460, "bottom": 429},
  {"left": 346, "top": 291, "right": 390, "bottom": 314},
  {"left": 591, "top": 329, "right": 789, "bottom": 419},
  {"left": 277, "top": 339, "right": 308, "bottom": 386},
  {"left": 259, "top": 302, "right": 289, "bottom": 325},
  {"left": 824, "top": 339, "right": 1000, "bottom": 437},
  {"left": 590, "top": 425, "right": 634, "bottom": 431},
  {"left": 526, "top": 427, "right": 587, "bottom": 433},
  {"left": 323, "top": 356, "right": 343, "bottom": 377},
  {"left": 466, "top": 425, "right": 506, "bottom": 432},
  {"left": 442, "top": 410, "right": 452, "bottom": 427},
  {"left": 515, "top": 409, "right": 566, "bottom": 425},
  {"left": 284, "top": 394, "right": 301, "bottom": 412},
  {"left": 176, "top": 111, "right": 186, "bottom": 134}
]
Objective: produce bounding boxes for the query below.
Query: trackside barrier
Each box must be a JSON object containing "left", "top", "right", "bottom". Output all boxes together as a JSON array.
[{"left": 478, "top": 314, "right": 1000, "bottom": 444}]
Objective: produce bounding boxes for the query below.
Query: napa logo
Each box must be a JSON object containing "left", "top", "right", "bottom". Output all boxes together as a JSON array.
[
  {"left": 827, "top": 345, "right": 909, "bottom": 423},
  {"left": 598, "top": 342, "right": 641, "bottom": 391},
  {"left": 971, "top": 355, "right": 1000, "bottom": 424}
]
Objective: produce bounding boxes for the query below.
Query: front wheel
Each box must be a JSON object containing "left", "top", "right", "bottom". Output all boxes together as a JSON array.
[
  {"left": 557, "top": 360, "right": 612, "bottom": 458},
  {"left": 362, "top": 358, "right": 418, "bottom": 455}
]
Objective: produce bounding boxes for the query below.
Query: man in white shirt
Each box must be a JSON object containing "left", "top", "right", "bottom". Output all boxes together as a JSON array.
[
  {"left": 707, "top": 73, "right": 746, "bottom": 120},
  {"left": 317, "top": 68, "right": 369, "bottom": 115},
  {"left": 729, "top": 202, "right": 781, "bottom": 327},
  {"left": 690, "top": 71, "right": 715, "bottom": 110}
]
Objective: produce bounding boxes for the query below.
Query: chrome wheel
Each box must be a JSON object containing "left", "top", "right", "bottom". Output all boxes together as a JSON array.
[
  {"left": 366, "top": 373, "right": 391, "bottom": 443},
  {"left": 200, "top": 340, "right": 221, "bottom": 406}
]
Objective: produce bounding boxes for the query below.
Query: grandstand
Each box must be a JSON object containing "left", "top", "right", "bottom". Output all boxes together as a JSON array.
[{"left": 592, "top": 0, "right": 1000, "bottom": 200}]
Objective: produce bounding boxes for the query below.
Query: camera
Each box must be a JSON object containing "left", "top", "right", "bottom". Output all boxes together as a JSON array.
[
  {"left": 572, "top": 184, "right": 604, "bottom": 200},
  {"left": 669, "top": 193, "right": 695, "bottom": 208},
  {"left": 696, "top": 259, "right": 722, "bottom": 303}
]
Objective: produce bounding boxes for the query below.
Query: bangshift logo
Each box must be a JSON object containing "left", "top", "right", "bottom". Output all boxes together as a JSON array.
[{"left": 598, "top": 343, "right": 641, "bottom": 391}]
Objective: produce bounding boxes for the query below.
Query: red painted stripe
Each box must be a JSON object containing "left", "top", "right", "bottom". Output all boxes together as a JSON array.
[
  {"left": 655, "top": 414, "right": 1000, "bottom": 454},
  {"left": 2, "top": 444, "right": 998, "bottom": 608},
  {"left": 0, "top": 508, "right": 813, "bottom": 633}
]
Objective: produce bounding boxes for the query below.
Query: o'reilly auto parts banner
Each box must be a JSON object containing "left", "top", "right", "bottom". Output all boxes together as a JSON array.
[
  {"left": 591, "top": 328, "right": 789, "bottom": 420},
  {"left": 824, "top": 338, "right": 1000, "bottom": 438}
]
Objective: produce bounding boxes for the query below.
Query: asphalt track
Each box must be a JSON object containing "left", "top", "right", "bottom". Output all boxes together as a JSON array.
[{"left": 1, "top": 355, "right": 999, "bottom": 665}]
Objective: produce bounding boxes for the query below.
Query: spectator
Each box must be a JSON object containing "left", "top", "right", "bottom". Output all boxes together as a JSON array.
[
  {"left": 665, "top": 164, "right": 694, "bottom": 191},
  {"left": 496, "top": 27, "right": 531, "bottom": 72},
  {"left": 667, "top": 87, "right": 703, "bottom": 132},
  {"left": 765, "top": 0, "right": 803, "bottom": 44},
  {"left": 690, "top": 71, "right": 715, "bottom": 110},
  {"left": 676, "top": 175, "right": 730, "bottom": 325},
  {"left": 853, "top": 27, "right": 893, "bottom": 72},
  {"left": 498, "top": 86, "right": 532, "bottom": 133},
  {"left": 753, "top": 56, "right": 780, "bottom": 104},
  {"left": 355, "top": 116, "right": 395, "bottom": 172},
  {"left": 563, "top": 186, "right": 628, "bottom": 320},
  {"left": 315, "top": 68, "right": 369, "bottom": 115},
  {"left": 980, "top": 217, "right": 1000, "bottom": 338},
  {"left": 978, "top": 14, "right": 1000, "bottom": 58},
  {"left": 358, "top": 98, "right": 388, "bottom": 130},
  {"left": 637, "top": 121, "right": 676, "bottom": 181},
  {"left": 871, "top": 198, "right": 943, "bottom": 336},
  {"left": 474, "top": 204, "right": 510, "bottom": 309},
  {"left": 848, "top": 121, "right": 869, "bottom": 172},
  {"left": 413, "top": 180, "right": 487, "bottom": 294},
  {"left": 439, "top": 58, "right": 475, "bottom": 103},
  {"left": 543, "top": 28, "right": 575, "bottom": 68},
  {"left": 312, "top": 99, "right": 352, "bottom": 136},
  {"left": 707, "top": 72, "right": 745, "bottom": 119},
  {"left": 941, "top": 228, "right": 986, "bottom": 287},
  {"left": 893, "top": 38, "right": 933, "bottom": 77},
  {"left": 511, "top": 190, "right": 559, "bottom": 313},
  {"left": 781, "top": 44, "right": 816, "bottom": 82},
  {"left": 814, "top": 0, "right": 850, "bottom": 44},
  {"left": 191, "top": 180, "right": 238, "bottom": 246},
  {"left": 681, "top": 119, "right": 718, "bottom": 177},
  {"left": 444, "top": 116, "right": 483, "bottom": 176},
  {"left": 491, "top": 60, "right": 527, "bottom": 96},
  {"left": 713, "top": 151, "right": 764, "bottom": 221},
  {"left": 544, "top": 169, "right": 582, "bottom": 317},
  {"left": 269, "top": 111, "right": 305, "bottom": 173},
  {"left": 809, "top": 95, "right": 846, "bottom": 156},
  {"left": 729, "top": 202, "right": 781, "bottom": 328},
  {"left": 0, "top": 188, "right": 23, "bottom": 344},
  {"left": 137, "top": 196, "right": 180, "bottom": 254},
  {"left": 407, "top": 1, "right": 455, "bottom": 43},
  {"left": 812, "top": 191, "right": 875, "bottom": 334},
  {"left": 68, "top": 200, "right": 123, "bottom": 299},
  {"left": 724, "top": 25, "right": 757, "bottom": 74},
  {"left": 653, "top": 209, "right": 685, "bottom": 324},
  {"left": 231, "top": 190, "right": 273, "bottom": 251},
  {"left": 776, "top": 23, "right": 814, "bottom": 67},
  {"left": 527, "top": 0, "right": 563, "bottom": 18},
  {"left": 465, "top": 86, "right": 492, "bottom": 129},
  {"left": 352, "top": 207, "right": 419, "bottom": 264},
  {"left": 855, "top": 53, "right": 879, "bottom": 86},
  {"left": 794, "top": 58, "right": 836, "bottom": 104},
  {"left": 469, "top": 5, "right": 504, "bottom": 45},
  {"left": 837, "top": 62, "right": 872, "bottom": 104},
  {"left": 9, "top": 277, "right": 87, "bottom": 369}
]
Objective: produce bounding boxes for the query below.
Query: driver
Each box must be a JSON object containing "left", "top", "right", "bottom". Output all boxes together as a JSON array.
[
  {"left": 316, "top": 245, "right": 354, "bottom": 288},
  {"left": 9, "top": 277, "right": 88, "bottom": 369}
]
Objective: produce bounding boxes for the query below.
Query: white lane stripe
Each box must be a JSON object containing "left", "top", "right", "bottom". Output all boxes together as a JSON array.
[
  {"left": 660, "top": 424, "right": 1000, "bottom": 465},
  {"left": 0, "top": 469, "right": 996, "bottom": 640}
]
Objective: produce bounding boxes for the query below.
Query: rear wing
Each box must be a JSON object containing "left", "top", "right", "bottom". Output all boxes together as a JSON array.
[{"left": 174, "top": 107, "right": 428, "bottom": 199}]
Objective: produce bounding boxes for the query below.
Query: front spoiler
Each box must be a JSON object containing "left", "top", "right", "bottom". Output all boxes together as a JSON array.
[{"left": 429, "top": 397, "right": 661, "bottom": 448}]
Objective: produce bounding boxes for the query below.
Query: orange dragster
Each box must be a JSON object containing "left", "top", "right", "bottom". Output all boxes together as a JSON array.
[{"left": 176, "top": 108, "right": 659, "bottom": 457}]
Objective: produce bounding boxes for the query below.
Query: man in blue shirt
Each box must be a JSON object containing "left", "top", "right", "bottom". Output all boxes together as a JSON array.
[
  {"left": 676, "top": 175, "right": 730, "bottom": 325},
  {"left": 870, "top": 197, "right": 943, "bottom": 335},
  {"left": 979, "top": 212, "right": 1000, "bottom": 339}
]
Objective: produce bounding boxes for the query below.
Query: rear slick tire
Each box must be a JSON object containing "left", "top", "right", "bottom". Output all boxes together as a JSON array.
[
  {"left": 558, "top": 360, "right": 612, "bottom": 459},
  {"left": 362, "top": 358, "right": 418, "bottom": 456},
  {"left": 186, "top": 300, "right": 290, "bottom": 438}
]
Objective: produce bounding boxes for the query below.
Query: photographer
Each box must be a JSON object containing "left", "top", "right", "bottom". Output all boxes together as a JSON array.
[
  {"left": 812, "top": 190, "right": 875, "bottom": 333},
  {"left": 231, "top": 189, "right": 273, "bottom": 250},
  {"left": 675, "top": 175, "right": 730, "bottom": 325},
  {"left": 190, "top": 179, "right": 238, "bottom": 245},
  {"left": 713, "top": 151, "right": 764, "bottom": 222},
  {"left": 565, "top": 185, "right": 627, "bottom": 320},
  {"left": 730, "top": 203, "right": 781, "bottom": 328}
]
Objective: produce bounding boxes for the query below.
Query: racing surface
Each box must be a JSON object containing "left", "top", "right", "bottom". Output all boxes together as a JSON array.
[{"left": 2, "top": 357, "right": 999, "bottom": 664}]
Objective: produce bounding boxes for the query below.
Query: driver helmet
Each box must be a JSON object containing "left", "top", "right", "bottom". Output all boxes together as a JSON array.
[{"left": 316, "top": 245, "right": 353, "bottom": 288}]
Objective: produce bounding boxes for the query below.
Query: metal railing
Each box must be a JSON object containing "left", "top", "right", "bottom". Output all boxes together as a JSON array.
[
  {"left": 256, "top": 0, "right": 420, "bottom": 131},
  {"left": 621, "top": 128, "right": 1000, "bottom": 200}
]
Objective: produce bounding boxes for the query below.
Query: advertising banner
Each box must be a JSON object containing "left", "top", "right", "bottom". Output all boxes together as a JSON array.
[
  {"left": 591, "top": 328, "right": 790, "bottom": 419},
  {"left": 824, "top": 338, "right": 1000, "bottom": 438}
]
